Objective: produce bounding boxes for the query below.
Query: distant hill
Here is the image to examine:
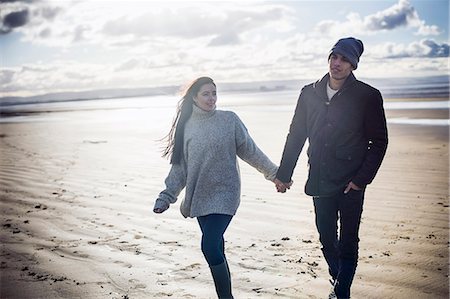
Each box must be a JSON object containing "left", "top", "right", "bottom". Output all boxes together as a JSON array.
[
  {"left": 0, "top": 85, "right": 179, "bottom": 107},
  {"left": 0, "top": 79, "right": 312, "bottom": 107}
]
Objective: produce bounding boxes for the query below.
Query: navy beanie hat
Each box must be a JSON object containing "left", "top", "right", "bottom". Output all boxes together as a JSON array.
[{"left": 329, "top": 37, "right": 364, "bottom": 69}]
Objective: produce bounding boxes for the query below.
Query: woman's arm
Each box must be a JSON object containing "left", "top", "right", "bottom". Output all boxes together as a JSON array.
[
  {"left": 234, "top": 114, "right": 278, "bottom": 181},
  {"left": 153, "top": 161, "right": 187, "bottom": 213}
]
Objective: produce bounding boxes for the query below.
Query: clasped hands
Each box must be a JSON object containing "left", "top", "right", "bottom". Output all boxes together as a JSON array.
[
  {"left": 274, "top": 178, "right": 293, "bottom": 193},
  {"left": 275, "top": 179, "right": 361, "bottom": 194}
]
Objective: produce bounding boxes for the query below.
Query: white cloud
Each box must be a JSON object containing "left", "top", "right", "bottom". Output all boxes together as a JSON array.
[
  {"left": 363, "top": 0, "right": 440, "bottom": 36},
  {"left": 370, "top": 39, "right": 449, "bottom": 58},
  {"left": 1, "top": 62, "right": 106, "bottom": 95},
  {"left": 364, "top": 0, "right": 416, "bottom": 30},
  {"left": 0, "top": 0, "right": 447, "bottom": 97},
  {"left": 415, "top": 21, "right": 440, "bottom": 36},
  {"left": 312, "top": 0, "right": 441, "bottom": 38},
  {"left": 0, "top": 69, "right": 15, "bottom": 85},
  {"left": 4, "top": 1, "right": 293, "bottom": 48},
  {"left": 312, "top": 12, "right": 366, "bottom": 38},
  {"left": 358, "top": 56, "right": 449, "bottom": 78}
]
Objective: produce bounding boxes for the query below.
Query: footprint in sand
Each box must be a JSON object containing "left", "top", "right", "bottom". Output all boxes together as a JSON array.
[
  {"left": 114, "top": 260, "right": 133, "bottom": 268},
  {"left": 179, "top": 263, "right": 201, "bottom": 271},
  {"left": 167, "top": 263, "right": 202, "bottom": 280},
  {"left": 128, "top": 278, "right": 147, "bottom": 289}
]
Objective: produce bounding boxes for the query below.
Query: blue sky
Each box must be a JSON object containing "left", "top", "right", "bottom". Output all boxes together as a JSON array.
[{"left": 0, "top": 0, "right": 448, "bottom": 97}]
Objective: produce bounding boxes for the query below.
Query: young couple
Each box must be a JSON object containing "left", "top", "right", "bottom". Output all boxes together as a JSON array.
[{"left": 153, "top": 37, "right": 388, "bottom": 299}]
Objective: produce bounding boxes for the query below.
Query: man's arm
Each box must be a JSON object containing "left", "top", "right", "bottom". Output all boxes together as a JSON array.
[
  {"left": 352, "top": 88, "right": 388, "bottom": 188},
  {"left": 276, "top": 91, "right": 308, "bottom": 185}
]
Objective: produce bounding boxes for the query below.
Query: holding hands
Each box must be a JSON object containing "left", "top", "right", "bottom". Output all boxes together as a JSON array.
[{"left": 274, "top": 178, "right": 293, "bottom": 193}]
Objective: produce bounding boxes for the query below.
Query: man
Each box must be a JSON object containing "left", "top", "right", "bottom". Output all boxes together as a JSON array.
[{"left": 275, "top": 37, "right": 388, "bottom": 299}]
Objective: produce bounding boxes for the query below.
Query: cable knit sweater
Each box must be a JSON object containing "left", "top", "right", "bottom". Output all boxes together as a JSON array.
[{"left": 154, "top": 105, "right": 278, "bottom": 218}]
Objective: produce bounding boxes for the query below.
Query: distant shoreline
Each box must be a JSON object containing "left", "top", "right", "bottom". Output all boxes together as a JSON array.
[
  {"left": 0, "top": 95, "right": 448, "bottom": 116},
  {"left": 0, "top": 90, "right": 448, "bottom": 111},
  {"left": 1, "top": 75, "right": 448, "bottom": 107}
]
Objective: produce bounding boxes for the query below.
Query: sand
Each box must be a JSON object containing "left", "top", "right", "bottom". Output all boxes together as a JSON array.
[{"left": 0, "top": 100, "right": 448, "bottom": 299}]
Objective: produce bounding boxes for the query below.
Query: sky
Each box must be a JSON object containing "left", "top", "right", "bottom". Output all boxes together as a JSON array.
[{"left": 0, "top": 0, "right": 449, "bottom": 97}]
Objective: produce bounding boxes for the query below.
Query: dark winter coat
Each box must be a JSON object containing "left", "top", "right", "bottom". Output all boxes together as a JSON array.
[{"left": 276, "top": 73, "right": 388, "bottom": 197}]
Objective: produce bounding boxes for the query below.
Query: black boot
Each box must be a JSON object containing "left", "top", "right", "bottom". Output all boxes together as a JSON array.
[
  {"left": 210, "top": 261, "right": 233, "bottom": 299},
  {"left": 334, "top": 258, "right": 356, "bottom": 299}
]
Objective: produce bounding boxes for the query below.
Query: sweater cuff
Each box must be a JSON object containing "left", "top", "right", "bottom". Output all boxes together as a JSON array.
[
  {"left": 264, "top": 166, "right": 278, "bottom": 182},
  {"left": 154, "top": 198, "right": 170, "bottom": 213}
]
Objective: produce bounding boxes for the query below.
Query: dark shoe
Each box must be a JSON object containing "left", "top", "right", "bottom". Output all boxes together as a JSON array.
[
  {"left": 328, "top": 289, "right": 337, "bottom": 299},
  {"left": 334, "top": 280, "right": 351, "bottom": 299},
  {"left": 328, "top": 278, "right": 337, "bottom": 298},
  {"left": 210, "top": 261, "right": 233, "bottom": 299},
  {"left": 334, "top": 258, "right": 356, "bottom": 299}
]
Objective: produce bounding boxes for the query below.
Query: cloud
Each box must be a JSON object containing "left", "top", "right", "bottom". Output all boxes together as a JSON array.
[
  {"left": 363, "top": 0, "right": 440, "bottom": 35},
  {"left": 0, "top": 1, "right": 62, "bottom": 36},
  {"left": 414, "top": 21, "right": 440, "bottom": 36},
  {"left": 0, "top": 1, "right": 292, "bottom": 49},
  {"left": 364, "top": 0, "right": 415, "bottom": 30},
  {"left": 421, "top": 40, "right": 449, "bottom": 57},
  {"left": 208, "top": 31, "right": 241, "bottom": 46},
  {"left": 1, "top": 1, "right": 447, "bottom": 97},
  {"left": 115, "top": 58, "right": 142, "bottom": 72},
  {"left": 114, "top": 51, "right": 190, "bottom": 72},
  {"left": 40, "top": 6, "right": 60, "bottom": 20},
  {"left": 102, "top": 5, "right": 291, "bottom": 46},
  {"left": 313, "top": 0, "right": 440, "bottom": 38},
  {"left": 1, "top": 62, "right": 107, "bottom": 96},
  {"left": 372, "top": 39, "right": 449, "bottom": 58},
  {"left": 1, "top": 0, "right": 35, "bottom": 2},
  {"left": 0, "top": 69, "right": 15, "bottom": 85},
  {"left": 0, "top": 9, "right": 29, "bottom": 34}
]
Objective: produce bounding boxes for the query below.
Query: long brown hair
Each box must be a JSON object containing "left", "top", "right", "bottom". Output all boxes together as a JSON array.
[{"left": 162, "top": 77, "right": 216, "bottom": 164}]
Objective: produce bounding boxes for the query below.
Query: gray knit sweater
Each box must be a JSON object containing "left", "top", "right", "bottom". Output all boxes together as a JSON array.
[{"left": 154, "top": 104, "right": 278, "bottom": 218}]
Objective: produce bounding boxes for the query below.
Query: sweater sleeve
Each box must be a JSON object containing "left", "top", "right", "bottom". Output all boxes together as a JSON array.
[
  {"left": 234, "top": 114, "right": 278, "bottom": 181},
  {"left": 352, "top": 89, "right": 388, "bottom": 187},
  {"left": 276, "top": 90, "right": 308, "bottom": 183},
  {"left": 154, "top": 160, "right": 187, "bottom": 212}
]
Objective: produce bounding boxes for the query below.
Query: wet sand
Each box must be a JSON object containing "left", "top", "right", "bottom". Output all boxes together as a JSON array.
[{"left": 0, "top": 100, "right": 448, "bottom": 298}]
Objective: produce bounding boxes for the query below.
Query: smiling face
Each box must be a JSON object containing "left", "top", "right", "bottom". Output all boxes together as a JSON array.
[{"left": 193, "top": 83, "right": 217, "bottom": 111}]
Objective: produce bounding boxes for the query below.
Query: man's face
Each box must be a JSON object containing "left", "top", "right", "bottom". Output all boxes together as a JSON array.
[{"left": 328, "top": 53, "right": 354, "bottom": 81}]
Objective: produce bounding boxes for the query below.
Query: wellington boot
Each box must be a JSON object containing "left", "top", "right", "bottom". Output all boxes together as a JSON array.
[{"left": 210, "top": 261, "right": 233, "bottom": 299}]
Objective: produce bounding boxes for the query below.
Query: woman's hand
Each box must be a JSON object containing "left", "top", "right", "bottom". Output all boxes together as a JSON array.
[
  {"left": 274, "top": 178, "right": 293, "bottom": 193},
  {"left": 153, "top": 199, "right": 169, "bottom": 214}
]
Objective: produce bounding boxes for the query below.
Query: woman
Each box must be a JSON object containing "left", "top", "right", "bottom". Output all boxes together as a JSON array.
[{"left": 153, "top": 77, "right": 277, "bottom": 298}]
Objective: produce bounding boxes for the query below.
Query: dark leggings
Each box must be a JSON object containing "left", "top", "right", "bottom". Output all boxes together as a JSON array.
[{"left": 197, "top": 214, "right": 233, "bottom": 266}]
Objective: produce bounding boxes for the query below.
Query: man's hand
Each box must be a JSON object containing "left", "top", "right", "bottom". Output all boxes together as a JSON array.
[
  {"left": 344, "top": 181, "right": 362, "bottom": 194},
  {"left": 274, "top": 178, "right": 293, "bottom": 193}
]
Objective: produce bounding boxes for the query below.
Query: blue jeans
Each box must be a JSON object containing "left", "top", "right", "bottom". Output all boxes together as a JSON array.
[
  {"left": 197, "top": 214, "right": 233, "bottom": 266},
  {"left": 313, "top": 189, "right": 365, "bottom": 299}
]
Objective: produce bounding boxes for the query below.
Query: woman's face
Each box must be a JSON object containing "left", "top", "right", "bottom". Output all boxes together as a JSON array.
[{"left": 193, "top": 83, "right": 217, "bottom": 111}]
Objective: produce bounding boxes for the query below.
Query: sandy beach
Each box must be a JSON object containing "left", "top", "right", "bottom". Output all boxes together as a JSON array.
[{"left": 0, "top": 97, "right": 448, "bottom": 299}]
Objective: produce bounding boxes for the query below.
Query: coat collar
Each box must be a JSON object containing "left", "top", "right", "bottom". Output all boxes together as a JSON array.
[{"left": 313, "top": 72, "right": 357, "bottom": 100}]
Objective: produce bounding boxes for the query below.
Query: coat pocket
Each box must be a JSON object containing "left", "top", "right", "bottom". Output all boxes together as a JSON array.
[
  {"left": 336, "top": 145, "right": 367, "bottom": 162},
  {"left": 331, "top": 146, "right": 367, "bottom": 183}
]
